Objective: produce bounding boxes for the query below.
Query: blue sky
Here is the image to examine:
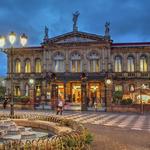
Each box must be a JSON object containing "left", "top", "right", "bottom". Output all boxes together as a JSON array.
[{"left": 0, "top": 0, "right": 150, "bottom": 76}]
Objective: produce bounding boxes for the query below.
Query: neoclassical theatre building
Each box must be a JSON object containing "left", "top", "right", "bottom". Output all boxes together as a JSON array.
[{"left": 6, "top": 14, "right": 150, "bottom": 110}]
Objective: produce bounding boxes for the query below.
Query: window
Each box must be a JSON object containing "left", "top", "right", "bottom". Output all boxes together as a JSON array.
[
  {"left": 35, "top": 59, "right": 41, "bottom": 73},
  {"left": 127, "top": 56, "right": 134, "bottom": 72},
  {"left": 140, "top": 56, "right": 147, "bottom": 72},
  {"left": 89, "top": 52, "right": 99, "bottom": 72},
  {"left": 15, "top": 59, "right": 21, "bottom": 73},
  {"left": 14, "top": 86, "right": 21, "bottom": 96},
  {"left": 25, "top": 59, "right": 31, "bottom": 73},
  {"left": 115, "top": 85, "right": 123, "bottom": 92},
  {"left": 54, "top": 52, "right": 65, "bottom": 72},
  {"left": 114, "top": 56, "right": 122, "bottom": 72},
  {"left": 71, "top": 52, "right": 82, "bottom": 72},
  {"left": 36, "top": 85, "right": 41, "bottom": 96}
]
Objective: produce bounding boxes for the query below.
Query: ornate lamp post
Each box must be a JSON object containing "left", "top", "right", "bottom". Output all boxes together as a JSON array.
[
  {"left": 104, "top": 78, "right": 112, "bottom": 111},
  {"left": 81, "top": 73, "right": 88, "bottom": 111},
  {"left": 0, "top": 32, "right": 27, "bottom": 117},
  {"left": 29, "top": 78, "right": 35, "bottom": 108},
  {"left": 140, "top": 84, "right": 146, "bottom": 115},
  {"left": 51, "top": 73, "right": 58, "bottom": 110},
  {"left": 44, "top": 71, "right": 51, "bottom": 100}
]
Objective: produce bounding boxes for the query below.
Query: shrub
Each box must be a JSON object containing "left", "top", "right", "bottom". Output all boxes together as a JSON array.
[
  {"left": 14, "top": 96, "right": 30, "bottom": 103},
  {"left": 113, "top": 91, "right": 123, "bottom": 104},
  {"left": 120, "top": 98, "right": 133, "bottom": 105}
]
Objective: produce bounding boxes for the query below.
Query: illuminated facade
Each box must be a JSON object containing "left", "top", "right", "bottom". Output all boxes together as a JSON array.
[{"left": 5, "top": 22, "right": 150, "bottom": 109}]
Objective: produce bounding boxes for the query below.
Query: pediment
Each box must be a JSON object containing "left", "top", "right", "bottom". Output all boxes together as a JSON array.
[
  {"left": 56, "top": 36, "right": 97, "bottom": 43},
  {"left": 48, "top": 31, "right": 106, "bottom": 44}
]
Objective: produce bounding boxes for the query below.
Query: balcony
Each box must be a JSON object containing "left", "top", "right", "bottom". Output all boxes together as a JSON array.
[
  {"left": 140, "top": 72, "right": 149, "bottom": 78},
  {"left": 7, "top": 72, "right": 43, "bottom": 80},
  {"left": 127, "top": 72, "right": 136, "bottom": 78}
]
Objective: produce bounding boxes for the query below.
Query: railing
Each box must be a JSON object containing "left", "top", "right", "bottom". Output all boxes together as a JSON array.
[
  {"left": 127, "top": 72, "right": 136, "bottom": 77},
  {"left": 140, "top": 72, "right": 149, "bottom": 77}
]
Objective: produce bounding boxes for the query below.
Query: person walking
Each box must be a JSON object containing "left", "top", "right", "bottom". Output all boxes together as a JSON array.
[
  {"left": 56, "top": 96, "right": 63, "bottom": 115},
  {"left": 94, "top": 98, "right": 98, "bottom": 112},
  {"left": 3, "top": 98, "right": 8, "bottom": 109}
]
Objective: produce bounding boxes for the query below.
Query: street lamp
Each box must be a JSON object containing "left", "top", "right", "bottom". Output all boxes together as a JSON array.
[
  {"left": 29, "top": 78, "right": 35, "bottom": 86},
  {"left": 0, "top": 32, "right": 28, "bottom": 117},
  {"left": 29, "top": 78, "right": 35, "bottom": 108},
  {"left": 140, "top": 84, "right": 146, "bottom": 115},
  {"left": 104, "top": 78, "right": 112, "bottom": 111},
  {"left": 51, "top": 73, "right": 58, "bottom": 110}
]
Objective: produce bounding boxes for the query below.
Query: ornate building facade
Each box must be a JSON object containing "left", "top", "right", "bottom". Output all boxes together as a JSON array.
[{"left": 5, "top": 14, "right": 150, "bottom": 110}]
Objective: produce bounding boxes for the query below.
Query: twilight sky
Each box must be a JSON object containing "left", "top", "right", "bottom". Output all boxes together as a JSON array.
[{"left": 0, "top": 0, "right": 150, "bottom": 76}]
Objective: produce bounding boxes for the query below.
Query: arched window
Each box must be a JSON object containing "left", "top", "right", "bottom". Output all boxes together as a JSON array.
[
  {"left": 114, "top": 56, "right": 122, "bottom": 72},
  {"left": 15, "top": 59, "right": 21, "bottom": 73},
  {"left": 70, "top": 52, "right": 82, "bottom": 72},
  {"left": 127, "top": 56, "right": 134, "bottom": 72},
  {"left": 140, "top": 56, "right": 148, "bottom": 72},
  {"left": 35, "top": 59, "right": 41, "bottom": 73},
  {"left": 14, "top": 86, "right": 21, "bottom": 96},
  {"left": 25, "top": 59, "right": 31, "bottom": 73},
  {"left": 53, "top": 52, "right": 65, "bottom": 72},
  {"left": 88, "top": 52, "right": 99, "bottom": 72}
]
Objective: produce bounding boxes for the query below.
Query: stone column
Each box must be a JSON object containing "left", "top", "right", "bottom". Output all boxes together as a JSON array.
[
  {"left": 43, "top": 50, "right": 47, "bottom": 71},
  {"left": 105, "top": 80, "right": 113, "bottom": 111},
  {"left": 29, "top": 84, "right": 35, "bottom": 110},
  {"left": 20, "top": 81, "right": 25, "bottom": 96},
  {"left": 102, "top": 48, "right": 105, "bottom": 72},
  {"left": 81, "top": 75, "right": 87, "bottom": 111},
  {"left": 51, "top": 83, "right": 58, "bottom": 110},
  {"left": 136, "top": 53, "right": 140, "bottom": 72},
  {"left": 82, "top": 50, "right": 87, "bottom": 72},
  {"left": 64, "top": 82, "right": 67, "bottom": 101}
]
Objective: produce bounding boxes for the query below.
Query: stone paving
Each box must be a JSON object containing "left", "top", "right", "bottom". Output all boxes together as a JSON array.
[{"left": 0, "top": 110, "right": 150, "bottom": 132}]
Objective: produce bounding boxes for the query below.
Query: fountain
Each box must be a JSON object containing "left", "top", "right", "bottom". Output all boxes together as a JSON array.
[{"left": 0, "top": 119, "right": 49, "bottom": 142}]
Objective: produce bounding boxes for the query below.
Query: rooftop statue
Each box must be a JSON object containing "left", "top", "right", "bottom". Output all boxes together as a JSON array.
[
  {"left": 44, "top": 26, "right": 49, "bottom": 40},
  {"left": 73, "top": 11, "right": 80, "bottom": 31},
  {"left": 105, "top": 22, "right": 110, "bottom": 38}
]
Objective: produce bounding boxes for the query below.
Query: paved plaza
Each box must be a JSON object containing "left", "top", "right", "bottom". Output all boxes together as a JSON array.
[{"left": 0, "top": 110, "right": 150, "bottom": 132}]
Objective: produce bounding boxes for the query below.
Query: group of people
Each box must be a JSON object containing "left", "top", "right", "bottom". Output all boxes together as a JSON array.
[{"left": 2, "top": 95, "right": 101, "bottom": 114}]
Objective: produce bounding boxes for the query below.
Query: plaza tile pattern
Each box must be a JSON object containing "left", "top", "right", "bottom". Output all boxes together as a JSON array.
[{"left": 0, "top": 110, "right": 150, "bottom": 132}]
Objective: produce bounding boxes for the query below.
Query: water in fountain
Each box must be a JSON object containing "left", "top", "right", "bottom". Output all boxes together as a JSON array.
[{"left": 0, "top": 119, "right": 49, "bottom": 142}]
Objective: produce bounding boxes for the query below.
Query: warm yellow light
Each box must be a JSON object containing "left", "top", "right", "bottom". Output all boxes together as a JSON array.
[
  {"left": 105, "top": 79, "right": 112, "bottom": 85},
  {"left": 8, "top": 32, "right": 16, "bottom": 45},
  {"left": 0, "top": 36, "right": 5, "bottom": 48},
  {"left": 29, "top": 79, "right": 35, "bottom": 85},
  {"left": 20, "top": 33, "right": 27, "bottom": 47}
]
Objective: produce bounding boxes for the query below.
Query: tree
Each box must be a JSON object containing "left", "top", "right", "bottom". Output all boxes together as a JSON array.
[{"left": 0, "top": 86, "right": 5, "bottom": 96}]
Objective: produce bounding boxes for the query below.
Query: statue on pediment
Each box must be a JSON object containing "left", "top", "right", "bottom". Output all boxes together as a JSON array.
[
  {"left": 73, "top": 11, "right": 80, "bottom": 32},
  {"left": 44, "top": 26, "right": 49, "bottom": 41},
  {"left": 105, "top": 22, "right": 110, "bottom": 38}
]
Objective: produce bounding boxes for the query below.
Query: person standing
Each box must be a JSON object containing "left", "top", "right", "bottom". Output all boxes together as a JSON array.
[
  {"left": 56, "top": 96, "right": 63, "bottom": 115},
  {"left": 94, "top": 98, "right": 98, "bottom": 112},
  {"left": 3, "top": 98, "right": 8, "bottom": 109}
]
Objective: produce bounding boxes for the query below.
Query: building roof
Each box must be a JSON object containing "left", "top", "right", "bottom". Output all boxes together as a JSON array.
[
  {"left": 112, "top": 42, "right": 150, "bottom": 47},
  {"left": 44, "top": 31, "right": 110, "bottom": 44}
]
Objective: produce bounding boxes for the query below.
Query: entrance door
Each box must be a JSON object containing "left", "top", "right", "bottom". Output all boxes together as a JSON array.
[
  {"left": 89, "top": 83, "right": 101, "bottom": 107},
  {"left": 57, "top": 84, "right": 64, "bottom": 100},
  {"left": 72, "top": 83, "right": 81, "bottom": 103}
]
